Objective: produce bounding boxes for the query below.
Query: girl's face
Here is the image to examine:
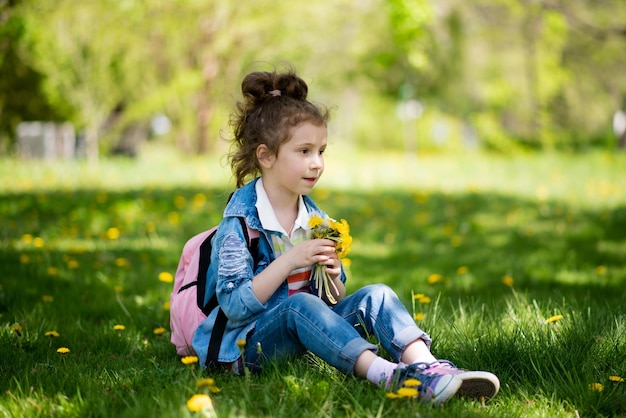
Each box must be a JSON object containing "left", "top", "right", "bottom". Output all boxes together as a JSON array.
[{"left": 259, "top": 121, "right": 327, "bottom": 198}]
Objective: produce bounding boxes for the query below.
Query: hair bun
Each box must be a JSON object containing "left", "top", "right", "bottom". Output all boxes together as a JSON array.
[{"left": 241, "top": 70, "right": 308, "bottom": 104}]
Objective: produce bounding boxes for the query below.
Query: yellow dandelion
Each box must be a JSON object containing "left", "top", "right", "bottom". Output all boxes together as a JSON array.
[
  {"left": 451, "top": 236, "right": 463, "bottom": 247},
  {"left": 386, "top": 392, "right": 402, "bottom": 399},
  {"left": 589, "top": 382, "right": 603, "bottom": 392},
  {"left": 412, "top": 293, "right": 425, "bottom": 300},
  {"left": 174, "top": 195, "right": 187, "bottom": 209},
  {"left": 595, "top": 265, "right": 607, "bottom": 275},
  {"left": 162, "top": 301, "right": 170, "bottom": 311},
  {"left": 113, "top": 285, "right": 123, "bottom": 292},
  {"left": 67, "top": 259, "right": 79, "bottom": 269},
  {"left": 192, "top": 193, "right": 206, "bottom": 208},
  {"left": 402, "top": 378, "right": 421, "bottom": 387},
  {"left": 427, "top": 274, "right": 442, "bottom": 284},
  {"left": 502, "top": 275, "right": 514, "bottom": 287},
  {"left": 196, "top": 378, "right": 216, "bottom": 387},
  {"left": 115, "top": 258, "right": 129, "bottom": 267},
  {"left": 181, "top": 356, "right": 199, "bottom": 365},
  {"left": 158, "top": 272, "right": 174, "bottom": 283},
  {"left": 236, "top": 339, "right": 247, "bottom": 348},
  {"left": 396, "top": 387, "right": 419, "bottom": 398},
  {"left": 416, "top": 295, "right": 431, "bottom": 304},
  {"left": 57, "top": 347, "right": 70, "bottom": 354},
  {"left": 33, "top": 237, "right": 44, "bottom": 248},
  {"left": 45, "top": 330, "right": 60, "bottom": 337},
  {"left": 19, "top": 254, "right": 30, "bottom": 264},
  {"left": 145, "top": 221, "right": 156, "bottom": 233},
  {"left": 546, "top": 315, "right": 563, "bottom": 323},
  {"left": 12, "top": 324, "right": 23, "bottom": 336},
  {"left": 186, "top": 394, "right": 213, "bottom": 412},
  {"left": 42, "top": 295, "right": 54, "bottom": 302},
  {"left": 341, "top": 258, "right": 352, "bottom": 268},
  {"left": 609, "top": 376, "right": 624, "bottom": 383},
  {"left": 168, "top": 212, "right": 180, "bottom": 225},
  {"left": 113, "top": 324, "right": 126, "bottom": 331},
  {"left": 208, "top": 386, "right": 221, "bottom": 393},
  {"left": 456, "top": 266, "right": 469, "bottom": 275},
  {"left": 153, "top": 327, "right": 166, "bottom": 335},
  {"left": 106, "top": 227, "right": 120, "bottom": 240},
  {"left": 413, "top": 312, "right": 424, "bottom": 321},
  {"left": 308, "top": 215, "right": 324, "bottom": 229},
  {"left": 22, "top": 234, "right": 33, "bottom": 243},
  {"left": 46, "top": 267, "right": 58, "bottom": 276}
]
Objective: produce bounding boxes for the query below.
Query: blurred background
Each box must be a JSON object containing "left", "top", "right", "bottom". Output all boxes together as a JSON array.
[{"left": 1, "top": 0, "right": 625, "bottom": 161}]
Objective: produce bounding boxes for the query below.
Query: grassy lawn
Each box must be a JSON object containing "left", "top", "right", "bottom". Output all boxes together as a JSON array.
[{"left": 1, "top": 146, "right": 625, "bottom": 417}]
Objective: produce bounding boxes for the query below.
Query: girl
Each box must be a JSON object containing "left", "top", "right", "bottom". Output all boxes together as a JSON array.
[{"left": 192, "top": 68, "right": 500, "bottom": 406}]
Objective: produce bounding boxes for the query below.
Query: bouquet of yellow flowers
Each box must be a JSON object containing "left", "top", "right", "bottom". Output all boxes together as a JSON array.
[{"left": 308, "top": 213, "right": 352, "bottom": 305}]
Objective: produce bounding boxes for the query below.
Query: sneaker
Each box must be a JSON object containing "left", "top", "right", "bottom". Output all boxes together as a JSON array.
[
  {"left": 429, "top": 360, "right": 500, "bottom": 401},
  {"left": 388, "top": 362, "right": 463, "bottom": 406}
]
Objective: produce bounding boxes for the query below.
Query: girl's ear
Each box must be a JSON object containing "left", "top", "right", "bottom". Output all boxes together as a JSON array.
[{"left": 256, "top": 144, "right": 274, "bottom": 168}]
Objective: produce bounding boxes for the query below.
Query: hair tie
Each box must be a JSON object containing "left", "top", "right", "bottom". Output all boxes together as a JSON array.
[{"left": 268, "top": 90, "right": 281, "bottom": 97}]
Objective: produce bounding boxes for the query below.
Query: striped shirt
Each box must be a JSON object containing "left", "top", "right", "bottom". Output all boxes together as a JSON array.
[{"left": 255, "top": 180, "right": 311, "bottom": 296}]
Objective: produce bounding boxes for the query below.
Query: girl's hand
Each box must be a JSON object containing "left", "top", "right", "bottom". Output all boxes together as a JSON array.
[{"left": 287, "top": 239, "right": 337, "bottom": 270}]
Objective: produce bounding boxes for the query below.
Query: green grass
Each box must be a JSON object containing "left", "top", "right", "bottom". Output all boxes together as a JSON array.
[{"left": 1, "top": 145, "right": 625, "bottom": 417}]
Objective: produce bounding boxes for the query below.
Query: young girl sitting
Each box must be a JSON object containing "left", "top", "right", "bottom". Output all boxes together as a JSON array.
[{"left": 192, "top": 67, "right": 500, "bottom": 406}]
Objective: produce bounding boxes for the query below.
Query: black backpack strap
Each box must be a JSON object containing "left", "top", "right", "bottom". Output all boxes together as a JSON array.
[{"left": 205, "top": 216, "right": 259, "bottom": 369}]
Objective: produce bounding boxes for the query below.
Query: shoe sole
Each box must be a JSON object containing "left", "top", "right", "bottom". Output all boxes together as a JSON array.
[{"left": 455, "top": 372, "right": 500, "bottom": 401}]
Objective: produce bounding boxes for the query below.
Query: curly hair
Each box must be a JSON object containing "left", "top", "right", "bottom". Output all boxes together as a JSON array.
[{"left": 228, "top": 68, "right": 330, "bottom": 188}]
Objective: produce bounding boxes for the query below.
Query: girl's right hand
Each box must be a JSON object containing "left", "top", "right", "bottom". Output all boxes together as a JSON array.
[{"left": 288, "top": 238, "right": 336, "bottom": 270}]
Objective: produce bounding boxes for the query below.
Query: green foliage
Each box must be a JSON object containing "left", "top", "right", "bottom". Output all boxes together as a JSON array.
[{"left": 1, "top": 150, "right": 625, "bottom": 417}]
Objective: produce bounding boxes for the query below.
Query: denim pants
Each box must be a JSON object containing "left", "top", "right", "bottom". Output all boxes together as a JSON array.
[{"left": 243, "top": 284, "right": 432, "bottom": 375}]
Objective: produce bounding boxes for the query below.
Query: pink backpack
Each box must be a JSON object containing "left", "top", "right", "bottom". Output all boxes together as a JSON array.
[{"left": 170, "top": 217, "right": 258, "bottom": 358}]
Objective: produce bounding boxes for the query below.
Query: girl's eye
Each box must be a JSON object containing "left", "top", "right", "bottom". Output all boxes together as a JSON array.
[
  {"left": 319, "top": 149, "right": 325, "bottom": 155},
  {"left": 299, "top": 149, "right": 309, "bottom": 154}
]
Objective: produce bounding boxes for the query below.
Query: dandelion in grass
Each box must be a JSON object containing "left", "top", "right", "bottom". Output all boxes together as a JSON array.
[
  {"left": 57, "top": 347, "right": 70, "bottom": 354},
  {"left": 45, "top": 330, "right": 60, "bottom": 338},
  {"left": 502, "top": 275, "right": 514, "bottom": 287},
  {"left": 20, "top": 254, "right": 30, "bottom": 264},
  {"left": 197, "top": 378, "right": 221, "bottom": 393},
  {"left": 158, "top": 272, "right": 174, "bottom": 283},
  {"left": 106, "top": 227, "right": 120, "bottom": 240},
  {"left": 236, "top": 339, "right": 246, "bottom": 349},
  {"left": 307, "top": 213, "right": 352, "bottom": 305},
  {"left": 12, "top": 324, "right": 23, "bottom": 337},
  {"left": 456, "top": 266, "right": 469, "bottom": 275},
  {"left": 427, "top": 273, "right": 442, "bottom": 284},
  {"left": 414, "top": 312, "right": 425, "bottom": 321},
  {"left": 609, "top": 375, "right": 624, "bottom": 383},
  {"left": 414, "top": 294, "right": 431, "bottom": 304},
  {"left": 67, "top": 259, "right": 79, "bottom": 269},
  {"left": 113, "top": 324, "right": 126, "bottom": 331},
  {"left": 196, "top": 378, "right": 216, "bottom": 388},
  {"left": 46, "top": 267, "right": 58, "bottom": 276},
  {"left": 546, "top": 315, "right": 563, "bottom": 324},
  {"left": 115, "top": 258, "right": 129, "bottom": 267},
  {"left": 181, "top": 355, "right": 199, "bottom": 365},
  {"left": 113, "top": 285, "right": 123, "bottom": 293},
  {"left": 589, "top": 382, "right": 604, "bottom": 392},
  {"left": 186, "top": 394, "right": 214, "bottom": 413},
  {"left": 595, "top": 265, "right": 607, "bottom": 275},
  {"left": 42, "top": 295, "right": 54, "bottom": 302},
  {"left": 153, "top": 327, "right": 166, "bottom": 335},
  {"left": 162, "top": 301, "right": 170, "bottom": 311}
]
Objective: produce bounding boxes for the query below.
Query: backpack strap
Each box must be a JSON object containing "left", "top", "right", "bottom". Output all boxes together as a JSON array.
[{"left": 206, "top": 216, "right": 259, "bottom": 369}]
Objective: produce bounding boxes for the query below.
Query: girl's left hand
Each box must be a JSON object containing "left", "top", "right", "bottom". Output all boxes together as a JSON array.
[{"left": 321, "top": 249, "right": 341, "bottom": 281}]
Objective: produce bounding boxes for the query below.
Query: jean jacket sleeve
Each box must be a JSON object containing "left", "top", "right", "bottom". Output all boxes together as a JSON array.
[{"left": 212, "top": 217, "right": 265, "bottom": 324}]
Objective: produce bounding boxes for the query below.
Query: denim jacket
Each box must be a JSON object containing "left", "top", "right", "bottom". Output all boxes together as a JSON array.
[{"left": 192, "top": 178, "right": 347, "bottom": 367}]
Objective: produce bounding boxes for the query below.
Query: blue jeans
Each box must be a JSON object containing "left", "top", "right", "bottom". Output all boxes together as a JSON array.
[{"left": 243, "top": 284, "right": 432, "bottom": 375}]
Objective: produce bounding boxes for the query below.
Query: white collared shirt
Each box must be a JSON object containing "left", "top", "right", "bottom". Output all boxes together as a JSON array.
[{"left": 255, "top": 178, "right": 311, "bottom": 295}]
